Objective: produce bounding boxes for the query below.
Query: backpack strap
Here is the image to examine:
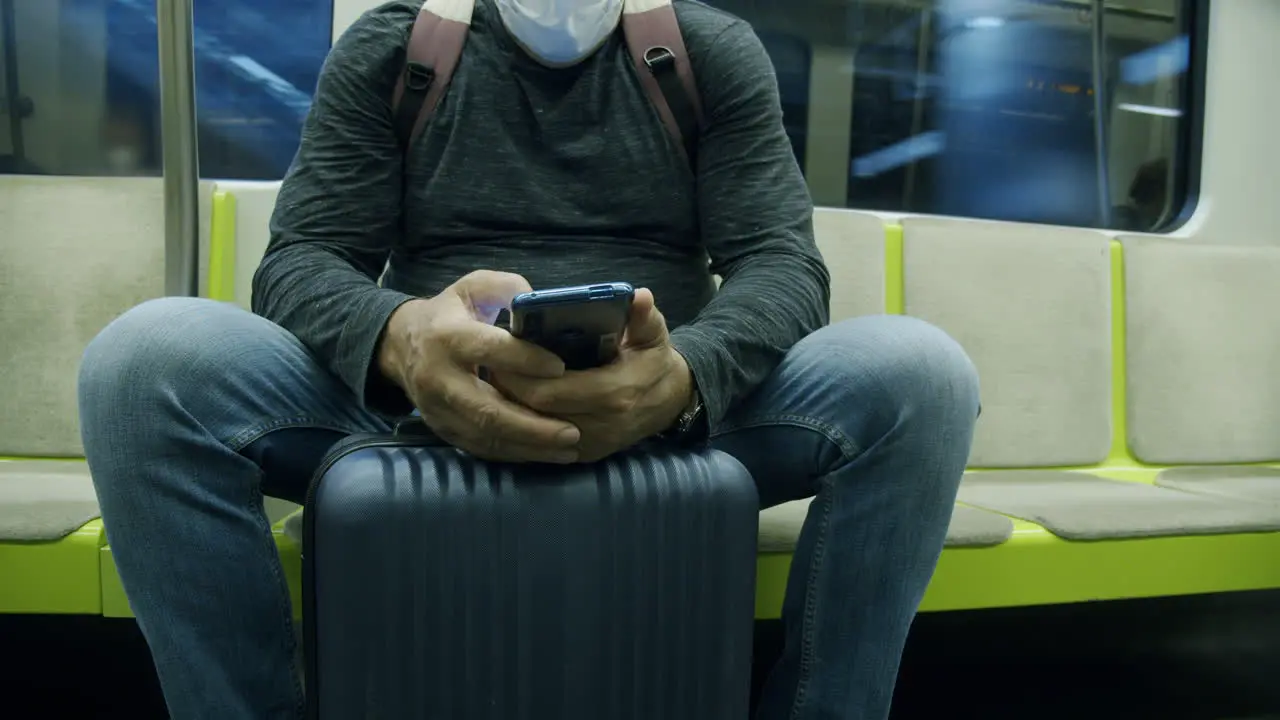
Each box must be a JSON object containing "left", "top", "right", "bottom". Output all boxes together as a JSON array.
[
  {"left": 391, "top": 0, "right": 475, "bottom": 152},
  {"left": 621, "top": 0, "right": 704, "bottom": 166}
]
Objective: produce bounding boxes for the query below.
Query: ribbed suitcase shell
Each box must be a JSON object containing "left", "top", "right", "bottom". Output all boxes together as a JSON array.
[{"left": 303, "top": 436, "right": 759, "bottom": 720}]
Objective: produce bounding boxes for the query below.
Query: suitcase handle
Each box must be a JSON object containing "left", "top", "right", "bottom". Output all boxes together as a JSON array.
[{"left": 392, "top": 417, "right": 447, "bottom": 445}]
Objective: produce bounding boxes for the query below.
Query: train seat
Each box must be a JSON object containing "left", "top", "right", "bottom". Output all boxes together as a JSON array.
[
  {"left": 8, "top": 180, "right": 1280, "bottom": 623},
  {"left": 0, "top": 176, "right": 214, "bottom": 614},
  {"left": 958, "top": 470, "right": 1280, "bottom": 540},
  {"left": 0, "top": 461, "right": 99, "bottom": 543}
]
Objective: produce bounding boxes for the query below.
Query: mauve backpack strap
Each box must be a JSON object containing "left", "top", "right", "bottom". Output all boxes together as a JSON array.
[
  {"left": 621, "top": 0, "right": 705, "bottom": 167},
  {"left": 391, "top": 0, "right": 476, "bottom": 152}
]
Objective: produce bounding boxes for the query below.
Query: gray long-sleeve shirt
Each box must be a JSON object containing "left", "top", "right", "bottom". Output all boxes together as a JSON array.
[{"left": 252, "top": 0, "right": 831, "bottom": 428}]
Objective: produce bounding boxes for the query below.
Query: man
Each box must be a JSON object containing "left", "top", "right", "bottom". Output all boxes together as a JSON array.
[{"left": 77, "top": 0, "right": 979, "bottom": 718}]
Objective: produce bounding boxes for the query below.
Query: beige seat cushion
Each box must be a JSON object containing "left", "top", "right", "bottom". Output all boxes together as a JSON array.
[
  {"left": 758, "top": 498, "right": 1014, "bottom": 551},
  {"left": 0, "top": 460, "right": 99, "bottom": 541}
]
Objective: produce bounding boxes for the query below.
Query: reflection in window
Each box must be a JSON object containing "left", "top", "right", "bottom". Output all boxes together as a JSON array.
[
  {"left": 708, "top": 0, "right": 1200, "bottom": 232},
  {"left": 0, "top": 0, "right": 330, "bottom": 180}
]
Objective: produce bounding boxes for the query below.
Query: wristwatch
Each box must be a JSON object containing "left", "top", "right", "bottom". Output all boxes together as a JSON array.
[{"left": 663, "top": 389, "right": 706, "bottom": 442}]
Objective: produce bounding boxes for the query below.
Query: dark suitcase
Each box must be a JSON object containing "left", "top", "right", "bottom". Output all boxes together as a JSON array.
[{"left": 302, "top": 424, "right": 759, "bottom": 720}]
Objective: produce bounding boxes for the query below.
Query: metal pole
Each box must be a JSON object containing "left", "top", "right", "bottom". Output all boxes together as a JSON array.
[
  {"left": 1, "top": 0, "right": 24, "bottom": 163},
  {"left": 902, "top": 9, "right": 932, "bottom": 211},
  {"left": 157, "top": 0, "right": 200, "bottom": 297},
  {"left": 1089, "top": 0, "right": 1113, "bottom": 227}
]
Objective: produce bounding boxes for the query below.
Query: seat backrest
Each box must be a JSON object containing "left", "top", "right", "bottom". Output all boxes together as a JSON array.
[
  {"left": 390, "top": 0, "right": 704, "bottom": 165},
  {"left": 901, "top": 217, "right": 1114, "bottom": 468},
  {"left": 1122, "top": 236, "right": 1280, "bottom": 464},
  {"left": 0, "top": 177, "right": 213, "bottom": 457}
]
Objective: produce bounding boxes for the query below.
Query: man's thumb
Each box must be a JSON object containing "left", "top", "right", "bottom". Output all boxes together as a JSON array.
[{"left": 623, "top": 288, "right": 667, "bottom": 348}]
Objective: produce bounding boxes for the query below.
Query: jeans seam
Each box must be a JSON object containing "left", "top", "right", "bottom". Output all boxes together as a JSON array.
[
  {"left": 224, "top": 416, "right": 370, "bottom": 453},
  {"left": 789, "top": 475, "right": 835, "bottom": 719},
  {"left": 712, "top": 413, "right": 864, "bottom": 459},
  {"left": 246, "top": 478, "right": 307, "bottom": 717}
]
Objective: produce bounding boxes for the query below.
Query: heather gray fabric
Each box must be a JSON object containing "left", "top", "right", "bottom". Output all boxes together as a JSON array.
[
  {"left": 0, "top": 177, "right": 214, "bottom": 456},
  {"left": 1122, "top": 237, "right": 1280, "bottom": 464},
  {"left": 901, "top": 217, "right": 1113, "bottom": 468},
  {"left": 958, "top": 470, "right": 1280, "bottom": 540},
  {"left": 946, "top": 505, "right": 1016, "bottom": 547},
  {"left": 1155, "top": 466, "right": 1280, "bottom": 505},
  {"left": 0, "top": 461, "right": 100, "bottom": 541},
  {"left": 814, "top": 210, "right": 886, "bottom": 321},
  {"left": 756, "top": 499, "right": 1013, "bottom": 551},
  {"left": 253, "top": 0, "right": 829, "bottom": 428}
]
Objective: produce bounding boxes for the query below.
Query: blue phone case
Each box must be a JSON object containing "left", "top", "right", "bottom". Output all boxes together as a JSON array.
[{"left": 509, "top": 283, "right": 635, "bottom": 370}]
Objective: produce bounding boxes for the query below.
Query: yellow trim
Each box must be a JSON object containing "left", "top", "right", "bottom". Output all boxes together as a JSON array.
[
  {"left": 278, "top": 529, "right": 303, "bottom": 621},
  {"left": 90, "top": 519, "right": 1280, "bottom": 621},
  {"left": 207, "top": 190, "right": 238, "bottom": 303},
  {"left": 0, "top": 520, "right": 105, "bottom": 615},
  {"left": 758, "top": 522, "right": 1280, "bottom": 616},
  {"left": 883, "top": 224, "right": 904, "bottom": 314},
  {"left": 99, "top": 546, "right": 130, "bottom": 617},
  {"left": 87, "top": 484, "right": 1280, "bottom": 621},
  {"left": 754, "top": 462, "right": 1280, "bottom": 617},
  {"left": 0, "top": 459, "right": 104, "bottom": 614},
  {"left": 1106, "top": 240, "right": 1139, "bottom": 467}
]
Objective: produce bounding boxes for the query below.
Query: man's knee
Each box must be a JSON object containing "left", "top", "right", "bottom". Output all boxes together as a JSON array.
[
  {"left": 77, "top": 297, "right": 278, "bottom": 442},
  {"left": 801, "top": 315, "right": 980, "bottom": 431},
  {"left": 80, "top": 297, "right": 220, "bottom": 405}
]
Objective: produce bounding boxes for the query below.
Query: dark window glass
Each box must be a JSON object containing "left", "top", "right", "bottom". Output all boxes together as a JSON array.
[
  {"left": 707, "top": 0, "right": 1202, "bottom": 231},
  {"left": 0, "top": 0, "right": 330, "bottom": 180}
]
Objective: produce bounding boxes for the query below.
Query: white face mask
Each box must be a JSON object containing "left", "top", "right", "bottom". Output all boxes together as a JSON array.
[{"left": 494, "top": 0, "right": 624, "bottom": 67}]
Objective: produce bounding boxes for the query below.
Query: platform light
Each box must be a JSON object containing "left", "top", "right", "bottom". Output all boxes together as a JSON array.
[
  {"left": 851, "top": 132, "right": 947, "bottom": 179},
  {"left": 965, "top": 16, "right": 1006, "bottom": 30},
  {"left": 1117, "top": 102, "right": 1183, "bottom": 118}
]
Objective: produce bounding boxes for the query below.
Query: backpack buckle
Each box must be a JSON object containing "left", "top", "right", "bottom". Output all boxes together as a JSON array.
[
  {"left": 643, "top": 46, "right": 676, "bottom": 75},
  {"left": 404, "top": 62, "right": 435, "bottom": 92}
]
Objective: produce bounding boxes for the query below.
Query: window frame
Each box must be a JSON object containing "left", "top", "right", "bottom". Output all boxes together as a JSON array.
[{"left": 1161, "top": 0, "right": 1209, "bottom": 233}]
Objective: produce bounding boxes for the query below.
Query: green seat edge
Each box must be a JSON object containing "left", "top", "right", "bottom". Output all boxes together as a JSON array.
[
  {"left": 13, "top": 505, "right": 1279, "bottom": 620},
  {"left": 0, "top": 519, "right": 105, "bottom": 614},
  {"left": 96, "top": 516, "right": 1280, "bottom": 622}
]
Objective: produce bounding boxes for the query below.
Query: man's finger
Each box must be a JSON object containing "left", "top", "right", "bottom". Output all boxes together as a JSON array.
[
  {"left": 493, "top": 367, "right": 623, "bottom": 416},
  {"left": 438, "top": 375, "right": 581, "bottom": 447},
  {"left": 622, "top": 288, "right": 667, "bottom": 349},
  {"left": 452, "top": 324, "right": 566, "bottom": 378}
]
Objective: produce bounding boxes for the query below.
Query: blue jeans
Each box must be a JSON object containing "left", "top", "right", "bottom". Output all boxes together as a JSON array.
[{"left": 78, "top": 297, "right": 978, "bottom": 720}]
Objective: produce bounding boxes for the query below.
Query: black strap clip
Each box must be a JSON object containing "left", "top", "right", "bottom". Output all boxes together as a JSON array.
[
  {"left": 643, "top": 46, "right": 677, "bottom": 76},
  {"left": 404, "top": 61, "right": 435, "bottom": 91}
]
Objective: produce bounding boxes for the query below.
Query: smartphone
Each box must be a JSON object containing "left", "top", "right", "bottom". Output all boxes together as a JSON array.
[{"left": 509, "top": 282, "right": 635, "bottom": 370}]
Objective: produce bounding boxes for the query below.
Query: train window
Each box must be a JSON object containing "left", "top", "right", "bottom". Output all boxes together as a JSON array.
[
  {"left": 0, "top": 0, "right": 330, "bottom": 180},
  {"left": 707, "top": 0, "right": 1203, "bottom": 232}
]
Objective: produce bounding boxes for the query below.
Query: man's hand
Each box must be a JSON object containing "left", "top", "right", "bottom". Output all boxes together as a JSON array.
[
  {"left": 377, "top": 270, "right": 582, "bottom": 464},
  {"left": 492, "top": 288, "right": 694, "bottom": 463}
]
